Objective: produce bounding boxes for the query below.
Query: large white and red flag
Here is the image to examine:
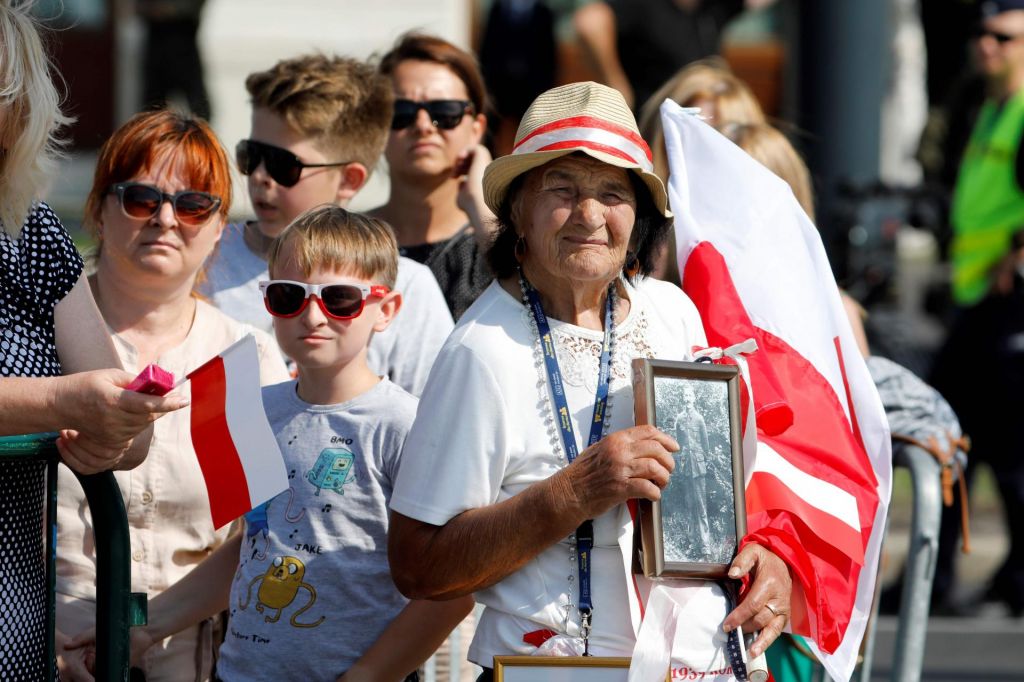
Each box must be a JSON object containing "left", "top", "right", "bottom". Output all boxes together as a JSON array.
[
  {"left": 187, "top": 334, "right": 287, "bottom": 529},
  {"left": 661, "top": 100, "right": 892, "bottom": 681}
]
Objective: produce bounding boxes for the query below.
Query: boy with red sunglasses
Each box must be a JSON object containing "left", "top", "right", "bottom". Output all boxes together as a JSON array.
[
  {"left": 201, "top": 53, "right": 453, "bottom": 396},
  {"left": 77, "top": 205, "right": 474, "bottom": 681}
]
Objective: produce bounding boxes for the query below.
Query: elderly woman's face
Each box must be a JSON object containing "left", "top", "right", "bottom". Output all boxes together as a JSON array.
[
  {"left": 97, "top": 149, "right": 225, "bottom": 286},
  {"left": 515, "top": 155, "right": 637, "bottom": 286}
]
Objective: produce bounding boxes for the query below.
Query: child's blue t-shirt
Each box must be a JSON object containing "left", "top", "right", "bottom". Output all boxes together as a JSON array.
[{"left": 216, "top": 378, "right": 418, "bottom": 681}]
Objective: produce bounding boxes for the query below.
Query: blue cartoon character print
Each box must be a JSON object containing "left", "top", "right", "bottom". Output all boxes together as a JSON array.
[
  {"left": 306, "top": 447, "right": 355, "bottom": 496},
  {"left": 244, "top": 502, "right": 270, "bottom": 560}
]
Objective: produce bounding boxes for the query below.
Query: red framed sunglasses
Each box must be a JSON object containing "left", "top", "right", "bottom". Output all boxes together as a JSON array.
[{"left": 259, "top": 280, "right": 390, "bottom": 320}]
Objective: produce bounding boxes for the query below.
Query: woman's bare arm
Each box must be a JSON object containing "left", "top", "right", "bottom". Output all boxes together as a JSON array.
[
  {"left": 389, "top": 426, "right": 677, "bottom": 599},
  {"left": 0, "top": 274, "right": 187, "bottom": 471}
]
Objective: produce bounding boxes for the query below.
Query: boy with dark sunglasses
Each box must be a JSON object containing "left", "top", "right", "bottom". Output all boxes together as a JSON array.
[
  {"left": 77, "top": 205, "right": 474, "bottom": 681},
  {"left": 200, "top": 53, "right": 453, "bottom": 396}
]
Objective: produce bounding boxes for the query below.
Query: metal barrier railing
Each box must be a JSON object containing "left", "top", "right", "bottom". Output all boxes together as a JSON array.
[
  {"left": 887, "top": 443, "right": 944, "bottom": 682},
  {"left": 0, "top": 433, "right": 146, "bottom": 681},
  {"left": 849, "top": 442, "right": 943, "bottom": 682}
]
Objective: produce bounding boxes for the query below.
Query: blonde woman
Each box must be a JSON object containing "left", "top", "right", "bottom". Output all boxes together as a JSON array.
[
  {"left": 638, "top": 59, "right": 766, "bottom": 182},
  {"left": 637, "top": 60, "right": 767, "bottom": 284},
  {"left": 0, "top": 4, "right": 185, "bottom": 679}
]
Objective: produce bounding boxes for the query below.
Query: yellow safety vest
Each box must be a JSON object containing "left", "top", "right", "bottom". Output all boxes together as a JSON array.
[{"left": 951, "top": 89, "right": 1024, "bottom": 305}]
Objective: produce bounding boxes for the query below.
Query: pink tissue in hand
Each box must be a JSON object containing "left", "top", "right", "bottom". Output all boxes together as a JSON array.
[{"left": 126, "top": 364, "right": 175, "bottom": 396}]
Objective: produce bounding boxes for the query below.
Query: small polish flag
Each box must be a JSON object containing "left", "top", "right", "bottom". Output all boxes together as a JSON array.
[{"left": 187, "top": 334, "right": 287, "bottom": 529}]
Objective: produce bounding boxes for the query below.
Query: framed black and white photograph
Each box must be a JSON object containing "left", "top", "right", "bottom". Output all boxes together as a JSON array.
[
  {"left": 632, "top": 359, "right": 747, "bottom": 579},
  {"left": 493, "top": 656, "right": 670, "bottom": 681}
]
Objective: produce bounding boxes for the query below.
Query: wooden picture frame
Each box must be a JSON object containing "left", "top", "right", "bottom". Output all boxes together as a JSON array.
[
  {"left": 632, "top": 359, "right": 747, "bottom": 579},
  {"left": 493, "top": 656, "right": 670, "bottom": 681}
]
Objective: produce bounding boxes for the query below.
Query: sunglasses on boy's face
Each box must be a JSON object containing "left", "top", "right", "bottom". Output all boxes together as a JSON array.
[
  {"left": 390, "top": 99, "right": 474, "bottom": 131},
  {"left": 236, "top": 139, "right": 351, "bottom": 188},
  {"left": 972, "top": 24, "right": 1024, "bottom": 44},
  {"left": 259, "top": 280, "right": 391, "bottom": 320},
  {"left": 108, "top": 182, "right": 221, "bottom": 227}
]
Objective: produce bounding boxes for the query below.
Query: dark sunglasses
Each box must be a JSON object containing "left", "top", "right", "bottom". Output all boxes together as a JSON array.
[
  {"left": 236, "top": 139, "right": 350, "bottom": 188},
  {"left": 391, "top": 99, "right": 474, "bottom": 131},
  {"left": 108, "top": 182, "right": 221, "bottom": 227},
  {"left": 972, "top": 25, "right": 1023, "bottom": 43},
  {"left": 259, "top": 279, "right": 390, "bottom": 320}
]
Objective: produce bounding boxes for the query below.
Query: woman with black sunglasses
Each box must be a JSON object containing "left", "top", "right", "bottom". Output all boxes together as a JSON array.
[
  {"left": 56, "top": 110, "right": 288, "bottom": 682},
  {"left": 372, "top": 33, "right": 496, "bottom": 320}
]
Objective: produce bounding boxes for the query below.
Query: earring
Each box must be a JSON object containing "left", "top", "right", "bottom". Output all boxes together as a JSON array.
[
  {"left": 625, "top": 251, "right": 640, "bottom": 278},
  {"left": 514, "top": 235, "right": 527, "bottom": 263}
]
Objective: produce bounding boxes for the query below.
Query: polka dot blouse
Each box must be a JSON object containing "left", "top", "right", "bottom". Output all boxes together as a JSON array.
[
  {"left": 0, "top": 202, "right": 84, "bottom": 378},
  {"left": 1, "top": 202, "right": 83, "bottom": 678}
]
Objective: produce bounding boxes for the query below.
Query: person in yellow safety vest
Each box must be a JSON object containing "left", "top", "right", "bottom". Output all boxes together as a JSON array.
[{"left": 951, "top": 0, "right": 1024, "bottom": 305}]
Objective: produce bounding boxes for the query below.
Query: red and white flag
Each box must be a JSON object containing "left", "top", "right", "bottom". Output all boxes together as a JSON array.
[
  {"left": 187, "top": 334, "right": 287, "bottom": 529},
  {"left": 661, "top": 100, "right": 892, "bottom": 681}
]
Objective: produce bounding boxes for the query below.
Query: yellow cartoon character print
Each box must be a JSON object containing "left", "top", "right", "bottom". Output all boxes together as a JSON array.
[{"left": 239, "top": 556, "right": 324, "bottom": 628}]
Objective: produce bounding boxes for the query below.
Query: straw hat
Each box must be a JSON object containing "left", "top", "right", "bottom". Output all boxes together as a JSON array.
[{"left": 482, "top": 82, "right": 670, "bottom": 218}]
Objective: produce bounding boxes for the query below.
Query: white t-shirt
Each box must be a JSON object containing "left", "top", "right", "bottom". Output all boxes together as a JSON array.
[
  {"left": 391, "top": 278, "right": 733, "bottom": 674},
  {"left": 201, "top": 222, "right": 454, "bottom": 396}
]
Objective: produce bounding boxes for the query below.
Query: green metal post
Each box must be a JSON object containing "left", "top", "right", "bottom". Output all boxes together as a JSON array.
[
  {"left": 0, "top": 433, "right": 145, "bottom": 681},
  {"left": 75, "top": 469, "right": 142, "bottom": 682}
]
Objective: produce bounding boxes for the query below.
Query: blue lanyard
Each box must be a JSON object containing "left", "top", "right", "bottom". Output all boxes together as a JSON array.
[
  {"left": 522, "top": 279, "right": 614, "bottom": 460},
  {"left": 722, "top": 581, "right": 751, "bottom": 680},
  {"left": 522, "top": 275, "right": 614, "bottom": 652}
]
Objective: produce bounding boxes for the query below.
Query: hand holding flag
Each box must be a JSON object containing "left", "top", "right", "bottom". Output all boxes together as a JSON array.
[{"left": 187, "top": 334, "right": 288, "bottom": 529}]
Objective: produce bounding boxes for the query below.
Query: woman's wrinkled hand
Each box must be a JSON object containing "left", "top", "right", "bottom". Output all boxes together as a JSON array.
[
  {"left": 722, "top": 543, "right": 793, "bottom": 657},
  {"left": 561, "top": 425, "right": 678, "bottom": 520}
]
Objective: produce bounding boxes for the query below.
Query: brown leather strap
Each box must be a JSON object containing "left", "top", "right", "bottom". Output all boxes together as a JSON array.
[{"left": 892, "top": 432, "right": 972, "bottom": 554}]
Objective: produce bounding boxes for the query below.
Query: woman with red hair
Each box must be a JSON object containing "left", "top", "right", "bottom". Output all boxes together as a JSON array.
[{"left": 55, "top": 110, "right": 287, "bottom": 681}]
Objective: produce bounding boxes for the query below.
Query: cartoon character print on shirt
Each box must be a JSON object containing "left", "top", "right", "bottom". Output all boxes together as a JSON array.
[
  {"left": 277, "top": 480, "right": 309, "bottom": 523},
  {"left": 306, "top": 446, "right": 357, "bottom": 496},
  {"left": 244, "top": 502, "right": 271, "bottom": 561},
  {"left": 243, "top": 479, "right": 306, "bottom": 561},
  {"left": 239, "top": 555, "right": 325, "bottom": 628}
]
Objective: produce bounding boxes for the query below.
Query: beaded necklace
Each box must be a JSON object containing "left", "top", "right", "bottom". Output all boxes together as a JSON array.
[{"left": 518, "top": 270, "right": 618, "bottom": 652}]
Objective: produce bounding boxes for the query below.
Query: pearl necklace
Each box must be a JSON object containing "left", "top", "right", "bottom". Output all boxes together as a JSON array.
[{"left": 518, "top": 272, "right": 619, "bottom": 637}]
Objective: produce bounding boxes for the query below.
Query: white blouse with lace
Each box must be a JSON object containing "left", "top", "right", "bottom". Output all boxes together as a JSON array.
[{"left": 391, "top": 278, "right": 734, "bottom": 675}]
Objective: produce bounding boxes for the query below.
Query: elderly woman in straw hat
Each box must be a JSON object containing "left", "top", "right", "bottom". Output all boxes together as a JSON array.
[{"left": 388, "top": 82, "right": 792, "bottom": 678}]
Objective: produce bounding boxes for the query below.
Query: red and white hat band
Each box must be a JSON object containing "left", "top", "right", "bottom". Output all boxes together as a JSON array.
[{"left": 513, "top": 116, "right": 654, "bottom": 173}]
